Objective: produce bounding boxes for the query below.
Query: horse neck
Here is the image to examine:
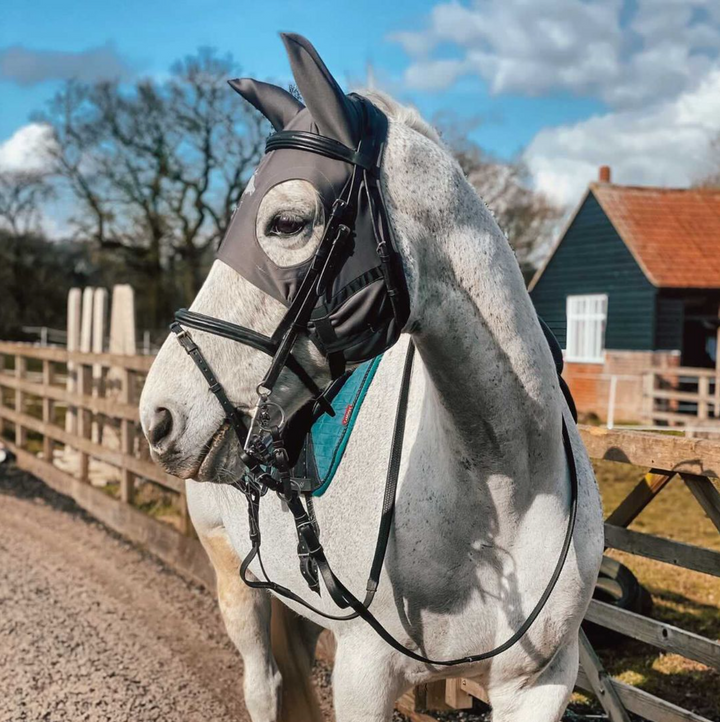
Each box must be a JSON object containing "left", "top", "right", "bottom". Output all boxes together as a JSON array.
[{"left": 391, "top": 139, "right": 562, "bottom": 483}]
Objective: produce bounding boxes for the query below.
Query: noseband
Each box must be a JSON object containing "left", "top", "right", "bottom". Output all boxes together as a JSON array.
[{"left": 169, "top": 98, "right": 579, "bottom": 666}]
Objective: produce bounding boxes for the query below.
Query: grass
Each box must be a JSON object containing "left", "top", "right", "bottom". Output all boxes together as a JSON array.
[{"left": 568, "top": 459, "right": 720, "bottom": 720}]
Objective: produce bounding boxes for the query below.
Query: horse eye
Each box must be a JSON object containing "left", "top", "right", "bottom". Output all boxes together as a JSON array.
[{"left": 269, "top": 213, "right": 306, "bottom": 236}]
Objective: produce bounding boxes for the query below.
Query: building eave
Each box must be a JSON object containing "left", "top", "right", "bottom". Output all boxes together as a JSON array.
[{"left": 589, "top": 183, "right": 660, "bottom": 288}]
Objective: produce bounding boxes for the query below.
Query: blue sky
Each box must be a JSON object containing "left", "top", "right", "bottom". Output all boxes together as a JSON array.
[
  {"left": 2, "top": 0, "right": 720, "bottom": 214},
  {"left": 0, "top": 0, "right": 603, "bottom": 159}
]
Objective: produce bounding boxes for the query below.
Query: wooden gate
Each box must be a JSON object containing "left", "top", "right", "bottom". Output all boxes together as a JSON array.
[{"left": 1, "top": 342, "right": 718, "bottom": 722}]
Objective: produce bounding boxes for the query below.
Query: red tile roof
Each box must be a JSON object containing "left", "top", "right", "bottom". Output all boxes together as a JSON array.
[{"left": 591, "top": 183, "right": 720, "bottom": 288}]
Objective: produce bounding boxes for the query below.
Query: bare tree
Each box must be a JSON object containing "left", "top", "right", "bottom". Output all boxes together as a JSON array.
[
  {"left": 695, "top": 132, "right": 720, "bottom": 188},
  {"left": 0, "top": 170, "right": 54, "bottom": 236},
  {"left": 38, "top": 49, "right": 267, "bottom": 326},
  {"left": 439, "top": 118, "right": 561, "bottom": 279}
]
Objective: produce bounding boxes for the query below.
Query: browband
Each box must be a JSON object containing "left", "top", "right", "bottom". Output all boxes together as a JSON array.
[{"left": 266, "top": 130, "right": 375, "bottom": 170}]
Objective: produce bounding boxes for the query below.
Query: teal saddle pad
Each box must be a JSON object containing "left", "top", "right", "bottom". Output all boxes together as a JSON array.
[{"left": 292, "top": 355, "right": 382, "bottom": 496}]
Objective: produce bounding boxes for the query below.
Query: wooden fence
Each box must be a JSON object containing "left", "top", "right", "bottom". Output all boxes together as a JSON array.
[
  {"left": 1, "top": 341, "right": 718, "bottom": 722},
  {"left": 0, "top": 341, "right": 212, "bottom": 585},
  {"left": 644, "top": 366, "right": 720, "bottom": 432}
]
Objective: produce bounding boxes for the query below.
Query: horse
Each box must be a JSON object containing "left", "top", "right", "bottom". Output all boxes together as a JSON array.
[{"left": 139, "top": 33, "right": 603, "bottom": 722}]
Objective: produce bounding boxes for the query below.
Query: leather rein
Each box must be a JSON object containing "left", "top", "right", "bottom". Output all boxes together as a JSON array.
[{"left": 169, "top": 120, "right": 579, "bottom": 666}]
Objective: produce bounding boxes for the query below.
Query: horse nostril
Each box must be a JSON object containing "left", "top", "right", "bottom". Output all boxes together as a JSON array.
[{"left": 148, "top": 407, "right": 174, "bottom": 448}]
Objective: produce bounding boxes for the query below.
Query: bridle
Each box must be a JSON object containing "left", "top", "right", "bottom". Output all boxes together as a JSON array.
[{"left": 169, "top": 97, "right": 579, "bottom": 666}]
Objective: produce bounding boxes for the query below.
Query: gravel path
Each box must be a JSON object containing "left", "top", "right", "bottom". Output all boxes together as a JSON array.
[{"left": 0, "top": 462, "right": 253, "bottom": 722}]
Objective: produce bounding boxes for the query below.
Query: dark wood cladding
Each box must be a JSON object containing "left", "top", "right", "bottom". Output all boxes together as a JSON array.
[{"left": 531, "top": 192, "right": 657, "bottom": 351}]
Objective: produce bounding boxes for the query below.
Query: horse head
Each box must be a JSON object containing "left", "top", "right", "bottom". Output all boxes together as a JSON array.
[{"left": 139, "top": 34, "right": 448, "bottom": 482}]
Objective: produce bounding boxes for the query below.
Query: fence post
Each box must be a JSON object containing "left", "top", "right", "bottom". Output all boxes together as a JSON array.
[
  {"left": 77, "top": 362, "right": 92, "bottom": 482},
  {"left": 642, "top": 371, "right": 654, "bottom": 425},
  {"left": 15, "top": 354, "right": 27, "bottom": 449},
  {"left": 607, "top": 375, "right": 618, "bottom": 429},
  {"left": 605, "top": 473, "right": 675, "bottom": 529},
  {"left": 120, "top": 368, "right": 136, "bottom": 503},
  {"left": 698, "top": 376, "right": 709, "bottom": 423},
  {"left": 683, "top": 473, "right": 720, "bottom": 534},
  {"left": 578, "top": 629, "right": 631, "bottom": 722},
  {"left": 42, "top": 359, "right": 55, "bottom": 463}
]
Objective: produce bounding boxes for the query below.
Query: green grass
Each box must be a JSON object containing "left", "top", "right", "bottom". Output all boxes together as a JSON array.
[{"left": 569, "top": 460, "right": 720, "bottom": 720}]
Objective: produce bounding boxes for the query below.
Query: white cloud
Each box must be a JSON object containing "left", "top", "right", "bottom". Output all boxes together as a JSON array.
[
  {"left": 391, "top": 0, "right": 720, "bottom": 108},
  {"left": 524, "top": 68, "right": 720, "bottom": 206},
  {"left": 391, "top": 0, "right": 720, "bottom": 208},
  {"left": 0, "top": 123, "right": 55, "bottom": 172},
  {"left": 404, "top": 58, "right": 468, "bottom": 91},
  {"left": 0, "top": 43, "right": 134, "bottom": 86},
  {"left": 0, "top": 123, "right": 64, "bottom": 237}
]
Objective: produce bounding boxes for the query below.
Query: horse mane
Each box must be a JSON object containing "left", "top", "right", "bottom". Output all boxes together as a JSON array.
[{"left": 356, "top": 89, "right": 443, "bottom": 147}]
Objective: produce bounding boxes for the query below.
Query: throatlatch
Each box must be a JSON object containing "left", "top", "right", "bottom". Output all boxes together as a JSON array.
[{"left": 169, "top": 32, "right": 579, "bottom": 667}]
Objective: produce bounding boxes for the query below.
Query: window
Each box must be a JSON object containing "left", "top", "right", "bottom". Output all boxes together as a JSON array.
[{"left": 566, "top": 294, "right": 607, "bottom": 363}]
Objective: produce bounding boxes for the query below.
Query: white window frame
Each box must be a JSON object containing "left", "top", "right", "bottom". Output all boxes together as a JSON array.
[{"left": 565, "top": 294, "right": 607, "bottom": 363}]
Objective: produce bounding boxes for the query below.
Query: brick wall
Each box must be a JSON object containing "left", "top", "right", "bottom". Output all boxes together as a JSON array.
[{"left": 564, "top": 350, "right": 680, "bottom": 422}]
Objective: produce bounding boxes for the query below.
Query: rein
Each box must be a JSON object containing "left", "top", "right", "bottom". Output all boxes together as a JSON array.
[{"left": 169, "top": 96, "right": 580, "bottom": 665}]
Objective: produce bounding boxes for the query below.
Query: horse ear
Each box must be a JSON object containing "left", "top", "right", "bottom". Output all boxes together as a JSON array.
[
  {"left": 280, "top": 33, "right": 361, "bottom": 147},
  {"left": 228, "top": 78, "right": 304, "bottom": 131}
]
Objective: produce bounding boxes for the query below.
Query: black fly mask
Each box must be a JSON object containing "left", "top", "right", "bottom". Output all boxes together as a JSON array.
[
  {"left": 218, "top": 85, "right": 408, "bottom": 375},
  {"left": 169, "top": 31, "right": 413, "bottom": 609}
]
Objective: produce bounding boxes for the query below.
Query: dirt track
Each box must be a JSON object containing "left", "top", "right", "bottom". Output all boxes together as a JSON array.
[{"left": 0, "top": 462, "right": 256, "bottom": 722}]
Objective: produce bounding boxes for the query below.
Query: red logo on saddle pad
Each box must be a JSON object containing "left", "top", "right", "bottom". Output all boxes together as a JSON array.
[{"left": 342, "top": 404, "right": 354, "bottom": 425}]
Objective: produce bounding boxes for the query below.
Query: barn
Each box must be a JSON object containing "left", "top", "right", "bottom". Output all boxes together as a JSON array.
[{"left": 530, "top": 167, "right": 720, "bottom": 422}]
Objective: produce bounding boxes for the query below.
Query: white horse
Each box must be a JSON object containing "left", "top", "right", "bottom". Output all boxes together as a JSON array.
[{"left": 140, "top": 36, "right": 603, "bottom": 722}]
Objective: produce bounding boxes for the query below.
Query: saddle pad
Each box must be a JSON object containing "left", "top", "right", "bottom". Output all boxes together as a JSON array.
[{"left": 308, "top": 355, "right": 382, "bottom": 496}]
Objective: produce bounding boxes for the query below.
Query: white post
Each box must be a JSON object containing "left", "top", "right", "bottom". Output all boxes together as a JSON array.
[
  {"left": 74, "top": 287, "right": 94, "bottom": 468},
  {"left": 80, "top": 287, "right": 94, "bottom": 355},
  {"left": 104, "top": 285, "right": 137, "bottom": 452},
  {"left": 40, "top": 327, "right": 48, "bottom": 347},
  {"left": 607, "top": 375, "right": 618, "bottom": 430},
  {"left": 109, "top": 285, "right": 136, "bottom": 356},
  {"left": 65, "top": 289, "right": 82, "bottom": 435},
  {"left": 143, "top": 330, "right": 150, "bottom": 355},
  {"left": 92, "top": 289, "right": 108, "bottom": 358},
  {"left": 91, "top": 288, "right": 108, "bottom": 444}
]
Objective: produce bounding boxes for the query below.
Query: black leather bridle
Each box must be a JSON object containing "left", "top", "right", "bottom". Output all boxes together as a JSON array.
[{"left": 169, "top": 106, "right": 580, "bottom": 666}]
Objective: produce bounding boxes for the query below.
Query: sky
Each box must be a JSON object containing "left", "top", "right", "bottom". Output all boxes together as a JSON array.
[{"left": 2, "top": 0, "right": 720, "bottom": 231}]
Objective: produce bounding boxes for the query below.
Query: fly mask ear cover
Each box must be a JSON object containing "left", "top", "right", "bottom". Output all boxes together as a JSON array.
[{"left": 217, "top": 38, "right": 409, "bottom": 376}]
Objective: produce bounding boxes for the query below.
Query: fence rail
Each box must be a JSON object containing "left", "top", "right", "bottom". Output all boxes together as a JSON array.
[
  {"left": 644, "top": 366, "right": 720, "bottom": 431},
  {"left": 1, "top": 341, "right": 718, "bottom": 722},
  {"left": 0, "top": 341, "right": 188, "bottom": 530}
]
